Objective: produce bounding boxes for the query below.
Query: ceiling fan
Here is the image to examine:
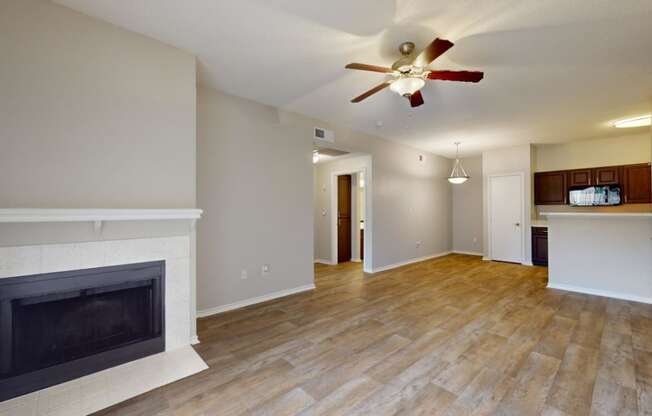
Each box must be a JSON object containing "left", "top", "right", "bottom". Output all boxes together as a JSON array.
[{"left": 345, "top": 37, "right": 484, "bottom": 107}]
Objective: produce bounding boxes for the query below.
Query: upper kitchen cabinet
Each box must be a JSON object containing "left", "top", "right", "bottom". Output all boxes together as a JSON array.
[
  {"left": 568, "top": 169, "right": 592, "bottom": 187},
  {"left": 535, "top": 171, "right": 567, "bottom": 205},
  {"left": 623, "top": 163, "right": 652, "bottom": 203},
  {"left": 594, "top": 166, "right": 621, "bottom": 186}
]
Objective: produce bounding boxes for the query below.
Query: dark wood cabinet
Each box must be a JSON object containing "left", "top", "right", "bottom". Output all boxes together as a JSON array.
[
  {"left": 623, "top": 163, "right": 652, "bottom": 204},
  {"left": 534, "top": 171, "right": 567, "bottom": 205},
  {"left": 531, "top": 227, "right": 548, "bottom": 266},
  {"left": 594, "top": 166, "right": 621, "bottom": 185},
  {"left": 535, "top": 163, "right": 651, "bottom": 206},
  {"left": 568, "top": 169, "right": 592, "bottom": 187}
]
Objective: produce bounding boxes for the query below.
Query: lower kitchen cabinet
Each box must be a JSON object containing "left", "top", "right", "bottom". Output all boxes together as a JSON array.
[{"left": 532, "top": 227, "right": 548, "bottom": 266}]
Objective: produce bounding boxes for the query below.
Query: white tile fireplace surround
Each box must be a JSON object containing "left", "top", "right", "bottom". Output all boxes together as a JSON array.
[{"left": 0, "top": 209, "right": 208, "bottom": 415}]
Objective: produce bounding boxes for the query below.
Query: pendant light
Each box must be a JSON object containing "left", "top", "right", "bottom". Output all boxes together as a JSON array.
[{"left": 448, "top": 142, "right": 469, "bottom": 184}]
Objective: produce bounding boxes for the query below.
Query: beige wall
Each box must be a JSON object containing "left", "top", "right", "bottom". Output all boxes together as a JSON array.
[
  {"left": 535, "top": 133, "right": 651, "bottom": 172},
  {"left": 0, "top": 0, "right": 197, "bottom": 208},
  {"left": 197, "top": 88, "right": 314, "bottom": 313},
  {"left": 452, "top": 156, "right": 483, "bottom": 255},
  {"left": 482, "top": 144, "right": 533, "bottom": 264},
  {"left": 281, "top": 111, "right": 453, "bottom": 271}
]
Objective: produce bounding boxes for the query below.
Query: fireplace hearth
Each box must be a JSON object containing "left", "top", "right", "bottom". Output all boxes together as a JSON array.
[{"left": 0, "top": 261, "right": 165, "bottom": 401}]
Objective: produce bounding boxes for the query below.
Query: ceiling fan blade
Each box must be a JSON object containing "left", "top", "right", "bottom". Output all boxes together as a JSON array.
[
  {"left": 427, "top": 70, "right": 484, "bottom": 83},
  {"left": 412, "top": 38, "right": 454, "bottom": 67},
  {"left": 409, "top": 90, "right": 424, "bottom": 107},
  {"left": 345, "top": 63, "right": 394, "bottom": 73},
  {"left": 351, "top": 82, "right": 392, "bottom": 103}
]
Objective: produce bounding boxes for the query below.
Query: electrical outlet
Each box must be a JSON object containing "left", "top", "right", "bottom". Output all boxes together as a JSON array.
[
  {"left": 240, "top": 269, "right": 248, "bottom": 280},
  {"left": 262, "top": 264, "right": 270, "bottom": 276},
  {"left": 416, "top": 240, "right": 422, "bottom": 248},
  {"left": 473, "top": 237, "right": 478, "bottom": 244}
]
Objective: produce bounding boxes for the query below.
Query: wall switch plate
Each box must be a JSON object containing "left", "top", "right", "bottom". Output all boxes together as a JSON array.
[
  {"left": 416, "top": 240, "right": 422, "bottom": 247},
  {"left": 262, "top": 264, "right": 270, "bottom": 276},
  {"left": 240, "top": 269, "right": 248, "bottom": 280},
  {"left": 473, "top": 237, "right": 478, "bottom": 244}
]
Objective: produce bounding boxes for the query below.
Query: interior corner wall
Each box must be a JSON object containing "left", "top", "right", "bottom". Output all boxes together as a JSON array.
[
  {"left": 0, "top": 0, "right": 197, "bottom": 208},
  {"left": 452, "top": 156, "right": 483, "bottom": 255},
  {"left": 482, "top": 145, "right": 533, "bottom": 265},
  {"left": 196, "top": 88, "right": 314, "bottom": 313}
]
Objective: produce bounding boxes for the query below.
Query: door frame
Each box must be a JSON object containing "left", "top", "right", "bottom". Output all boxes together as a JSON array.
[
  {"left": 487, "top": 172, "right": 525, "bottom": 264},
  {"left": 330, "top": 166, "right": 372, "bottom": 273}
]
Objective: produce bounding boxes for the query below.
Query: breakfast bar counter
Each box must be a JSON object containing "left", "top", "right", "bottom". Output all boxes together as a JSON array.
[{"left": 542, "top": 212, "right": 652, "bottom": 303}]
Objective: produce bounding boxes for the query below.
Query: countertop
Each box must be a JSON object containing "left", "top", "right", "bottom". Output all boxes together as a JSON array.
[
  {"left": 542, "top": 212, "right": 652, "bottom": 219},
  {"left": 531, "top": 220, "right": 548, "bottom": 228}
]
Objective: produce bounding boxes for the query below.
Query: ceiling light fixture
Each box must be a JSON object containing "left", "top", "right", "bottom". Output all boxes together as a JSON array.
[
  {"left": 448, "top": 142, "right": 470, "bottom": 184},
  {"left": 312, "top": 150, "right": 320, "bottom": 164},
  {"left": 613, "top": 115, "right": 651, "bottom": 128},
  {"left": 389, "top": 76, "right": 425, "bottom": 97}
]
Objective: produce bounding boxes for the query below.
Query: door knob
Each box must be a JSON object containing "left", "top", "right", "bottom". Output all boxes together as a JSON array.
[{"left": 514, "top": 222, "right": 521, "bottom": 227}]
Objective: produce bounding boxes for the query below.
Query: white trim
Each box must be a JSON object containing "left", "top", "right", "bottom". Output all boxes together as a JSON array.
[
  {"left": 482, "top": 256, "right": 491, "bottom": 261},
  {"left": 371, "top": 251, "right": 451, "bottom": 273},
  {"left": 190, "top": 336, "right": 200, "bottom": 345},
  {"left": 0, "top": 208, "right": 203, "bottom": 223},
  {"left": 487, "top": 172, "right": 526, "bottom": 264},
  {"left": 452, "top": 250, "right": 484, "bottom": 257},
  {"left": 542, "top": 212, "right": 652, "bottom": 219},
  {"left": 197, "top": 284, "right": 316, "bottom": 318},
  {"left": 350, "top": 258, "right": 362, "bottom": 263},
  {"left": 547, "top": 282, "right": 652, "bottom": 304},
  {"left": 314, "top": 258, "right": 334, "bottom": 265}
]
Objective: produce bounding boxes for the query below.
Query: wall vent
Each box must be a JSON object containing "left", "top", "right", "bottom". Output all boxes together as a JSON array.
[{"left": 314, "top": 127, "right": 335, "bottom": 143}]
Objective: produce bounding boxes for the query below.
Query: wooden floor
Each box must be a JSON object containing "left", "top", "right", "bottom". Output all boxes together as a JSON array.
[{"left": 96, "top": 254, "right": 652, "bottom": 415}]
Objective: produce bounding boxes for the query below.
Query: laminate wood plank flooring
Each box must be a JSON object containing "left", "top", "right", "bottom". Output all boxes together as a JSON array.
[{"left": 94, "top": 254, "right": 652, "bottom": 416}]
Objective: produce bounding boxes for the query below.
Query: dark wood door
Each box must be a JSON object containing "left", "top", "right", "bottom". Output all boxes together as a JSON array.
[
  {"left": 568, "top": 169, "right": 592, "bottom": 188},
  {"left": 534, "top": 171, "right": 567, "bottom": 205},
  {"left": 337, "top": 175, "right": 352, "bottom": 263},
  {"left": 594, "top": 166, "right": 621, "bottom": 186},
  {"left": 623, "top": 163, "right": 652, "bottom": 204}
]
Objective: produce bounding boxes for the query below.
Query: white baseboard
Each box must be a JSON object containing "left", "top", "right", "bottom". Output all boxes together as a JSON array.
[
  {"left": 482, "top": 256, "right": 491, "bottom": 261},
  {"left": 547, "top": 282, "right": 652, "bottom": 304},
  {"left": 197, "top": 284, "right": 316, "bottom": 318},
  {"left": 314, "top": 259, "right": 334, "bottom": 265},
  {"left": 452, "top": 250, "right": 484, "bottom": 257},
  {"left": 350, "top": 257, "right": 362, "bottom": 263},
  {"left": 190, "top": 335, "right": 200, "bottom": 345},
  {"left": 371, "top": 251, "right": 451, "bottom": 273}
]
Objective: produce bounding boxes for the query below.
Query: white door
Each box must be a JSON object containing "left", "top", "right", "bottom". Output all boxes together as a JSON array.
[{"left": 489, "top": 174, "right": 523, "bottom": 263}]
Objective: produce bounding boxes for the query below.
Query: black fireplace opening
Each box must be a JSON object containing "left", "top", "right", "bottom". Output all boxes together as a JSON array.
[{"left": 0, "top": 261, "right": 165, "bottom": 402}]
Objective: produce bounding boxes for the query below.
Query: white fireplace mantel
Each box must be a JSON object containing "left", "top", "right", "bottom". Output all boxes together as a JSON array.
[{"left": 0, "top": 208, "right": 203, "bottom": 232}]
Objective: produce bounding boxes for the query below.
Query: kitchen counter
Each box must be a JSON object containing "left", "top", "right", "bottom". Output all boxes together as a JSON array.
[{"left": 541, "top": 212, "right": 652, "bottom": 303}]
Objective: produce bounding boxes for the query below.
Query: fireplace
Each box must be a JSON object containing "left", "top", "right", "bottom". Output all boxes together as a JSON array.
[{"left": 0, "top": 261, "right": 165, "bottom": 401}]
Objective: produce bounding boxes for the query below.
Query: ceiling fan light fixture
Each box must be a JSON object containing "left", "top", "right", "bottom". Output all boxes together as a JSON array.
[
  {"left": 447, "top": 142, "right": 470, "bottom": 184},
  {"left": 390, "top": 77, "right": 425, "bottom": 97}
]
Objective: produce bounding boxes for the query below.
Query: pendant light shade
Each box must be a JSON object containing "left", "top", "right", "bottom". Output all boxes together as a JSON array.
[{"left": 448, "top": 142, "right": 469, "bottom": 184}]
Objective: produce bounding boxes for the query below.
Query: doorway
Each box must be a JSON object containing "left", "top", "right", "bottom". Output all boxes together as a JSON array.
[
  {"left": 337, "top": 175, "right": 352, "bottom": 263},
  {"left": 328, "top": 164, "right": 371, "bottom": 272},
  {"left": 488, "top": 173, "right": 524, "bottom": 263}
]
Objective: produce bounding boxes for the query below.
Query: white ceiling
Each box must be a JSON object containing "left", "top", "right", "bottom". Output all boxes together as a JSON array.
[{"left": 54, "top": 0, "right": 652, "bottom": 157}]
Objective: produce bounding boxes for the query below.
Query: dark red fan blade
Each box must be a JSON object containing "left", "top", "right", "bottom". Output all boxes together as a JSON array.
[
  {"left": 345, "top": 63, "right": 394, "bottom": 73},
  {"left": 351, "top": 82, "right": 391, "bottom": 103},
  {"left": 413, "top": 38, "right": 454, "bottom": 67},
  {"left": 427, "top": 70, "right": 484, "bottom": 83},
  {"left": 409, "top": 90, "right": 424, "bottom": 107}
]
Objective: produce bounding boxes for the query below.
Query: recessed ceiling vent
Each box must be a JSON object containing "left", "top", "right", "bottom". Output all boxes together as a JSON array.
[{"left": 314, "top": 127, "right": 335, "bottom": 143}]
